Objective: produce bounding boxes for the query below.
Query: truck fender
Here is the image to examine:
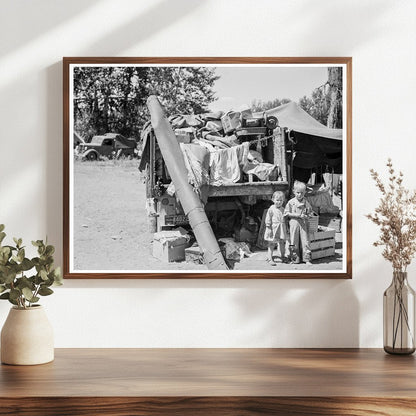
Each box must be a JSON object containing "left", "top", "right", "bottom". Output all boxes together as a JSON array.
[{"left": 82, "top": 149, "right": 99, "bottom": 160}]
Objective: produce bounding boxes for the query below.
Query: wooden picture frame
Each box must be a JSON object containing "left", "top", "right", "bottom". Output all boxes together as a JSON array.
[{"left": 63, "top": 57, "right": 352, "bottom": 279}]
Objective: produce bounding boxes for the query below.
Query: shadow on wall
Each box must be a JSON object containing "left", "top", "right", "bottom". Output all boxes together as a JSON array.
[
  {"left": 293, "top": 0, "right": 393, "bottom": 51},
  {"left": 83, "top": 0, "right": 204, "bottom": 55},
  {"left": 0, "top": 0, "right": 101, "bottom": 57},
  {"left": 233, "top": 280, "right": 359, "bottom": 348},
  {"left": 45, "top": 0, "right": 204, "bottom": 264}
]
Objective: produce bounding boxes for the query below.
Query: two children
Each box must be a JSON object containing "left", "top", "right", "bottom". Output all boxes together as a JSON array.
[{"left": 264, "top": 181, "right": 313, "bottom": 266}]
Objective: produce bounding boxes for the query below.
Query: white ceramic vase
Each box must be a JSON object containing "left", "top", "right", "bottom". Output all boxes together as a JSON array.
[{"left": 1, "top": 305, "right": 54, "bottom": 365}]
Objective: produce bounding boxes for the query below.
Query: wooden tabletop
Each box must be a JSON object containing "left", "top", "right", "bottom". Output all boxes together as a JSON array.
[{"left": 1, "top": 348, "right": 416, "bottom": 415}]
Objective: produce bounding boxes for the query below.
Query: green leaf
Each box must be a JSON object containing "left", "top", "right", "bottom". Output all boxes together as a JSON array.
[
  {"left": 51, "top": 267, "right": 63, "bottom": 285},
  {"left": 20, "top": 258, "right": 34, "bottom": 271},
  {"left": 17, "top": 248, "right": 25, "bottom": 263},
  {"left": 22, "top": 287, "right": 34, "bottom": 301},
  {"left": 8, "top": 297, "right": 18, "bottom": 306},
  {"left": 0, "top": 232, "right": 6, "bottom": 244},
  {"left": 39, "top": 269, "right": 48, "bottom": 281},
  {"left": 9, "top": 288, "right": 21, "bottom": 301},
  {"left": 2, "top": 272, "right": 16, "bottom": 285},
  {"left": 0, "top": 224, "right": 5, "bottom": 232},
  {"left": 34, "top": 274, "right": 43, "bottom": 285},
  {"left": 10, "top": 255, "right": 19, "bottom": 264},
  {"left": 38, "top": 287, "right": 53, "bottom": 296},
  {"left": 45, "top": 245, "right": 55, "bottom": 256},
  {"left": 5, "top": 245, "right": 17, "bottom": 252},
  {"left": 32, "top": 240, "right": 43, "bottom": 247},
  {"left": 0, "top": 285, "right": 6, "bottom": 294},
  {"left": 13, "top": 237, "right": 22, "bottom": 248},
  {"left": 0, "top": 292, "right": 10, "bottom": 299},
  {"left": 0, "top": 246, "right": 10, "bottom": 255},
  {"left": 17, "top": 276, "right": 35, "bottom": 290}
]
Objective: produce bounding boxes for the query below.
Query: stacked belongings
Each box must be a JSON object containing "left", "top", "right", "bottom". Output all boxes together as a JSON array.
[{"left": 168, "top": 109, "right": 282, "bottom": 192}]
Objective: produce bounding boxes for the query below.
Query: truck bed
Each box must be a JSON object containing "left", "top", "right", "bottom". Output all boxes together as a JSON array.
[{"left": 207, "top": 180, "right": 288, "bottom": 197}]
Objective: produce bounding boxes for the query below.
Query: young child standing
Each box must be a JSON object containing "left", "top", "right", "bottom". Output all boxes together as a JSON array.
[
  {"left": 264, "top": 191, "right": 288, "bottom": 266},
  {"left": 284, "top": 181, "right": 313, "bottom": 265}
]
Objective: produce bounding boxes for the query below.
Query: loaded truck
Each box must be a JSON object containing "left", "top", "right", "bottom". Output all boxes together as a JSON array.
[{"left": 139, "top": 96, "right": 300, "bottom": 269}]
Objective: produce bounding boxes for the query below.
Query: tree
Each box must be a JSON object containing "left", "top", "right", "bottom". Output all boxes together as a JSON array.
[
  {"left": 251, "top": 98, "right": 291, "bottom": 112},
  {"left": 146, "top": 67, "right": 219, "bottom": 115},
  {"left": 298, "top": 67, "right": 343, "bottom": 129},
  {"left": 73, "top": 67, "right": 148, "bottom": 141},
  {"left": 326, "top": 67, "right": 343, "bottom": 128},
  {"left": 73, "top": 66, "right": 219, "bottom": 142},
  {"left": 299, "top": 88, "right": 330, "bottom": 126}
]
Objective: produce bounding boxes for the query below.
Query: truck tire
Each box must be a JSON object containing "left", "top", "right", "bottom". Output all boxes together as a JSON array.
[{"left": 87, "top": 152, "right": 98, "bottom": 161}]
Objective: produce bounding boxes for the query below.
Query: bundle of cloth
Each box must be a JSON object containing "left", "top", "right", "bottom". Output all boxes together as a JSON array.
[{"left": 171, "top": 111, "right": 279, "bottom": 194}]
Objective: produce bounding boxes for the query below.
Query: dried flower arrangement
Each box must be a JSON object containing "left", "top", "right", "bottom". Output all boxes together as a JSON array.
[
  {"left": 367, "top": 159, "right": 416, "bottom": 354},
  {"left": 366, "top": 159, "right": 416, "bottom": 272}
]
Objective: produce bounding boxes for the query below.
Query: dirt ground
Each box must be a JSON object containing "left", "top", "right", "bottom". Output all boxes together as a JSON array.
[{"left": 73, "top": 160, "right": 343, "bottom": 272}]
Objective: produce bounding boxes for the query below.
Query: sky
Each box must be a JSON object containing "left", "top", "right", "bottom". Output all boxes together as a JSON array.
[{"left": 208, "top": 65, "right": 328, "bottom": 112}]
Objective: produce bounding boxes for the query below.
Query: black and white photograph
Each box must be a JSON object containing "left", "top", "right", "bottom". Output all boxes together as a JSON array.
[{"left": 64, "top": 58, "right": 351, "bottom": 278}]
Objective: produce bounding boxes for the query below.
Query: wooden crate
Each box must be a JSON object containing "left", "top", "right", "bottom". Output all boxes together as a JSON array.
[
  {"left": 308, "top": 212, "right": 319, "bottom": 233},
  {"left": 309, "top": 227, "right": 336, "bottom": 260},
  {"left": 318, "top": 213, "right": 342, "bottom": 232}
]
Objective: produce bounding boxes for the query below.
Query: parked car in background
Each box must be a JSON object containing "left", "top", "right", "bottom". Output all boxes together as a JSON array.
[{"left": 78, "top": 133, "right": 137, "bottom": 160}]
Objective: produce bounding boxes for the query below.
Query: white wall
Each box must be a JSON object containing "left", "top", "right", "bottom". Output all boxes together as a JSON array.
[{"left": 1, "top": 0, "right": 415, "bottom": 348}]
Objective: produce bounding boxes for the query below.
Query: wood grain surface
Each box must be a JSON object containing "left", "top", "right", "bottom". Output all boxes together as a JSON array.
[{"left": 1, "top": 348, "right": 415, "bottom": 415}]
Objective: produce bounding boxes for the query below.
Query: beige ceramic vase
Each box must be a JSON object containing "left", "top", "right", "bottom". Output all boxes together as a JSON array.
[{"left": 1, "top": 305, "right": 54, "bottom": 365}]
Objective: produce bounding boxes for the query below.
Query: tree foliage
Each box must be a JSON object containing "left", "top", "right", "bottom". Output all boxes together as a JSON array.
[
  {"left": 251, "top": 98, "right": 291, "bottom": 112},
  {"left": 299, "top": 88, "right": 330, "bottom": 126},
  {"left": 73, "top": 66, "right": 219, "bottom": 142},
  {"left": 147, "top": 67, "right": 219, "bottom": 115},
  {"left": 299, "top": 67, "right": 343, "bottom": 128}
]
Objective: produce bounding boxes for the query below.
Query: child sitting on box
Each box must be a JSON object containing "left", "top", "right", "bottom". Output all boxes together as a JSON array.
[
  {"left": 264, "top": 191, "right": 288, "bottom": 266},
  {"left": 284, "top": 181, "right": 313, "bottom": 265}
]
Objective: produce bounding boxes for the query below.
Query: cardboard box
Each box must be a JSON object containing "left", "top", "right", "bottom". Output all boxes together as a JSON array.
[
  {"left": 157, "top": 196, "right": 188, "bottom": 231},
  {"left": 152, "top": 229, "right": 189, "bottom": 263},
  {"left": 174, "top": 128, "right": 194, "bottom": 144},
  {"left": 221, "top": 111, "right": 241, "bottom": 133}
]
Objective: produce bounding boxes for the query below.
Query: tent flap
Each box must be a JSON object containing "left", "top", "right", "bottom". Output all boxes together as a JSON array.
[{"left": 262, "top": 101, "right": 342, "bottom": 140}]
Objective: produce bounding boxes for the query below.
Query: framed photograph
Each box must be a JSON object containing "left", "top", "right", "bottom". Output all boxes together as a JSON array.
[{"left": 63, "top": 57, "right": 352, "bottom": 279}]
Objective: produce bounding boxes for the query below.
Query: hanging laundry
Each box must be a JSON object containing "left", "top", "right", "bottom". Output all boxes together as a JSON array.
[
  {"left": 180, "top": 143, "right": 210, "bottom": 202},
  {"left": 209, "top": 143, "right": 249, "bottom": 186},
  {"left": 243, "top": 162, "right": 279, "bottom": 181}
]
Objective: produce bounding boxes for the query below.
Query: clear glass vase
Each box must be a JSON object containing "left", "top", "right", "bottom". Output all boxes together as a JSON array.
[{"left": 383, "top": 271, "right": 415, "bottom": 355}]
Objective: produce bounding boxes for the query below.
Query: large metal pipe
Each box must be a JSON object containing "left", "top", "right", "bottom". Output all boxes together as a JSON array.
[{"left": 147, "top": 96, "right": 228, "bottom": 270}]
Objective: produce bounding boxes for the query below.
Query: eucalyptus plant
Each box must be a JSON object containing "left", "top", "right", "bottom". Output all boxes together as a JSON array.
[{"left": 0, "top": 224, "right": 62, "bottom": 309}]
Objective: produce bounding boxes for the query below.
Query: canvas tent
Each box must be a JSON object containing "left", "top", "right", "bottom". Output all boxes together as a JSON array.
[{"left": 260, "top": 101, "right": 343, "bottom": 176}]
